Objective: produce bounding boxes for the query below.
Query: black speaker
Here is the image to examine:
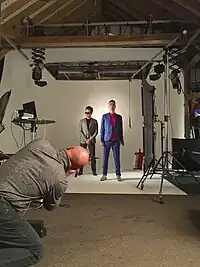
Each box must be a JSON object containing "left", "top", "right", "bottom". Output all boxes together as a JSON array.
[
  {"left": 172, "top": 138, "right": 200, "bottom": 171},
  {"left": 0, "top": 57, "right": 5, "bottom": 83}
]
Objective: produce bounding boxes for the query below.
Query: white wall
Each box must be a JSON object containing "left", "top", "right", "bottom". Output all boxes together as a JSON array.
[{"left": 0, "top": 49, "right": 184, "bottom": 173}]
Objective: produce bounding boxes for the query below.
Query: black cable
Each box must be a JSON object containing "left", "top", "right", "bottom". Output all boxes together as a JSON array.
[{"left": 59, "top": 203, "right": 71, "bottom": 208}]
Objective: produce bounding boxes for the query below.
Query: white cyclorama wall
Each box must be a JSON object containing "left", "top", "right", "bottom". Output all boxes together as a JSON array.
[{"left": 0, "top": 49, "right": 184, "bottom": 173}]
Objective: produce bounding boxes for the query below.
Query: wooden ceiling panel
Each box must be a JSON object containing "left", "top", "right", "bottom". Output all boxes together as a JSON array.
[
  {"left": 1, "top": 0, "right": 30, "bottom": 18},
  {"left": 125, "top": 0, "right": 175, "bottom": 20},
  {"left": 109, "top": 0, "right": 147, "bottom": 21},
  {"left": 151, "top": 0, "right": 199, "bottom": 20},
  {"left": 30, "top": 0, "right": 67, "bottom": 23},
  {"left": 2, "top": 0, "right": 46, "bottom": 34},
  {"left": 171, "top": 0, "right": 200, "bottom": 18},
  {"left": 32, "top": 0, "right": 74, "bottom": 24},
  {"left": 63, "top": 0, "right": 97, "bottom": 22},
  {"left": 39, "top": 0, "right": 84, "bottom": 24}
]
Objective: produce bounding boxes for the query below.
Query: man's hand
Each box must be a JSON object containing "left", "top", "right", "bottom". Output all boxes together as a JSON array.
[
  {"left": 100, "top": 141, "right": 104, "bottom": 146},
  {"left": 86, "top": 139, "right": 90, "bottom": 144}
]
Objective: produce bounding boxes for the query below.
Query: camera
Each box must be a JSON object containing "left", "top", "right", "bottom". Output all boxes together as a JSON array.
[{"left": 28, "top": 220, "right": 47, "bottom": 238}]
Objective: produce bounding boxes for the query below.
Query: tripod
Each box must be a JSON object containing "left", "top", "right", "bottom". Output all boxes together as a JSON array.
[
  {"left": 136, "top": 49, "right": 178, "bottom": 204},
  {"left": 137, "top": 120, "right": 165, "bottom": 190}
]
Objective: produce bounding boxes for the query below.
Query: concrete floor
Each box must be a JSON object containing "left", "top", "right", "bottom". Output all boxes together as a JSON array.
[{"left": 27, "top": 194, "right": 200, "bottom": 267}]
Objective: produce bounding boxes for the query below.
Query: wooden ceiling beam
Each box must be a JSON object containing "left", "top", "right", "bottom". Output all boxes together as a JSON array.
[
  {"left": 188, "top": 53, "right": 200, "bottom": 69},
  {"left": 29, "top": 0, "right": 58, "bottom": 20},
  {"left": 48, "top": 1, "right": 102, "bottom": 36},
  {"left": 31, "top": 0, "right": 71, "bottom": 23},
  {"left": 1, "top": 0, "right": 46, "bottom": 35},
  {"left": 38, "top": 0, "right": 84, "bottom": 24},
  {"left": 171, "top": 0, "right": 200, "bottom": 17},
  {"left": 16, "top": 34, "right": 178, "bottom": 48},
  {"left": 63, "top": 0, "right": 100, "bottom": 23},
  {"left": 151, "top": 0, "right": 189, "bottom": 19},
  {"left": 109, "top": 0, "right": 146, "bottom": 21},
  {"left": 57, "top": 0, "right": 91, "bottom": 23},
  {"left": 2, "top": 0, "right": 41, "bottom": 25}
]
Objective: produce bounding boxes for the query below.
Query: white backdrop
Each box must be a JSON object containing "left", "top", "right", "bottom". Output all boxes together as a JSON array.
[{"left": 0, "top": 50, "right": 184, "bottom": 173}]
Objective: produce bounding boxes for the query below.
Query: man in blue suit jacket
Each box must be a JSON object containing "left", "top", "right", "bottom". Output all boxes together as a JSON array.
[{"left": 100, "top": 100, "right": 124, "bottom": 182}]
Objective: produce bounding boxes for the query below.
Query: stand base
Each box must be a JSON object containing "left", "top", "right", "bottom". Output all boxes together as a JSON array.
[{"left": 136, "top": 151, "right": 200, "bottom": 203}]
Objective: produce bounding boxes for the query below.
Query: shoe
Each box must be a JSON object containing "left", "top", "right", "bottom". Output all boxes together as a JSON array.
[
  {"left": 100, "top": 175, "right": 107, "bottom": 181},
  {"left": 117, "top": 176, "right": 122, "bottom": 182},
  {"left": 78, "top": 172, "right": 83, "bottom": 176},
  {"left": 93, "top": 172, "right": 98, "bottom": 176}
]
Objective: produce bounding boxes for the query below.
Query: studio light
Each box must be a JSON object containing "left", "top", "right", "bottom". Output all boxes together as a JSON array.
[
  {"left": 149, "top": 73, "right": 161, "bottom": 81},
  {"left": 149, "top": 63, "right": 165, "bottom": 81},
  {"left": 32, "top": 65, "right": 42, "bottom": 81},
  {"left": 34, "top": 80, "right": 47, "bottom": 87},
  {"left": 31, "top": 48, "right": 47, "bottom": 88},
  {"left": 168, "top": 69, "right": 182, "bottom": 94},
  {"left": 154, "top": 63, "right": 165, "bottom": 74}
]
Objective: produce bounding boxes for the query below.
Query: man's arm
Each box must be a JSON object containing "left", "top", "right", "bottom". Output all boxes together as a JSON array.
[
  {"left": 79, "top": 120, "right": 87, "bottom": 141},
  {"left": 43, "top": 180, "right": 67, "bottom": 211},
  {"left": 90, "top": 119, "right": 98, "bottom": 141},
  {"left": 119, "top": 115, "right": 124, "bottom": 145},
  {"left": 100, "top": 115, "right": 105, "bottom": 142}
]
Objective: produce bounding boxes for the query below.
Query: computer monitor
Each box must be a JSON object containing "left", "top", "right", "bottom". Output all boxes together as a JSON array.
[
  {"left": 23, "top": 101, "right": 37, "bottom": 118},
  {"left": 0, "top": 90, "right": 11, "bottom": 133}
]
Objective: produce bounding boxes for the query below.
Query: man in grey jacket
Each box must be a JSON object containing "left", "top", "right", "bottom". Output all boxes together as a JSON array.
[
  {"left": 78, "top": 106, "right": 98, "bottom": 176},
  {"left": 0, "top": 138, "right": 89, "bottom": 267}
]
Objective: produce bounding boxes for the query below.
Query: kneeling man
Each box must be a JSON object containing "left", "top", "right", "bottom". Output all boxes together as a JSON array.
[{"left": 0, "top": 138, "right": 89, "bottom": 267}]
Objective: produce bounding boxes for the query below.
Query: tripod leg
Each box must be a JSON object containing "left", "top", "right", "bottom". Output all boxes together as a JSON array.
[
  {"left": 158, "top": 172, "right": 165, "bottom": 204},
  {"left": 136, "top": 159, "right": 153, "bottom": 189},
  {"left": 148, "top": 155, "right": 163, "bottom": 179}
]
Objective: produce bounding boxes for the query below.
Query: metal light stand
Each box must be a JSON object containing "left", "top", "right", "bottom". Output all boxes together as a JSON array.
[
  {"left": 135, "top": 35, "right": 182, "bottom": 203},
  {"left": 142, "top": 85, "right": 157, "bottom": 174},
  {"left": 157, "top": 50, "right": 170, "bottom": 204},
  {"left": 139, "top": 118, "right": 165, "bottom": 185},
  {"left": 136, "top": 50, "right": 171, "bottom": 203}
]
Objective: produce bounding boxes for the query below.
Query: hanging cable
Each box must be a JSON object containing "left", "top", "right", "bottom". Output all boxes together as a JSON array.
[{"left": 31, "top": 48, "right": 46, "bottom": 66}]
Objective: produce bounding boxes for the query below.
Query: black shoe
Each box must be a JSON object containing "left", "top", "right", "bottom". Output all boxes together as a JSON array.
[
  {"left": 117, "top": 176, "right": 122, "bottom": 182},
  {"left": 100, "top": 175, "right": 107, "bottom": 181},
  {"left": 93, "top": 172, "right": 97, "bottom": 176}
]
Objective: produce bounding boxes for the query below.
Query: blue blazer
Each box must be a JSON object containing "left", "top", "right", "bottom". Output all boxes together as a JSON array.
[{"left": 100, "top": 113, "right": 124, "bottom": 142}]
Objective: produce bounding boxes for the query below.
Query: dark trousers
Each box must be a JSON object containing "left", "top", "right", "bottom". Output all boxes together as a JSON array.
[
  {"left": 79, "top": 143, "right": 96, "bottom": 174},
  {"left": 0, "top": 197, "right": 43, "bottom": 267},
  {"left": 103, "top": 140, "right": 121, "bottom": 176}
]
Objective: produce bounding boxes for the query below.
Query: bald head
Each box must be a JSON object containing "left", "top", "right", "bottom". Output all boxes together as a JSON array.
[{"left": 65, "top": 146, "right": 89, "bottom": 170}]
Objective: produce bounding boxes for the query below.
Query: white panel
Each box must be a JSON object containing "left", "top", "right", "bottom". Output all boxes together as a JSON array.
[{"left": 0, "top": 50, "right": 184, "bottom": 174}]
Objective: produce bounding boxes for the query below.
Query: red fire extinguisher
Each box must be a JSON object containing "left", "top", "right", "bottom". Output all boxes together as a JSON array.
[{"left": 134, "top": 149, "right": 144, "bottom": 169}]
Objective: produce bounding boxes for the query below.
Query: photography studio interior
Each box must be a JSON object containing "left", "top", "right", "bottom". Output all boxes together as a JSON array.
[{"left": 2, "top": 0, "right": 200, "bottom": 266}]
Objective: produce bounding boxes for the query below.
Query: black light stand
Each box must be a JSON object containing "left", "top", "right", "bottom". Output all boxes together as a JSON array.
[
  {"left": 151, "top": 87, "right": 156, "bottom": 169},
  {"left": 142, "top": 84, "right": 157, "bottom": 174},
  {"left": 136, "top": 35, "right": 187, "bottom": 204},
  {"left": 138, "top": 118, "right": 165, "bottom": 188}
]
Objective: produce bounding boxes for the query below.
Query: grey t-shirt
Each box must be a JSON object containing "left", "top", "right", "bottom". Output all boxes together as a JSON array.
[{"left": 0, "top": 139, "right": 69, "bottom": 212}]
